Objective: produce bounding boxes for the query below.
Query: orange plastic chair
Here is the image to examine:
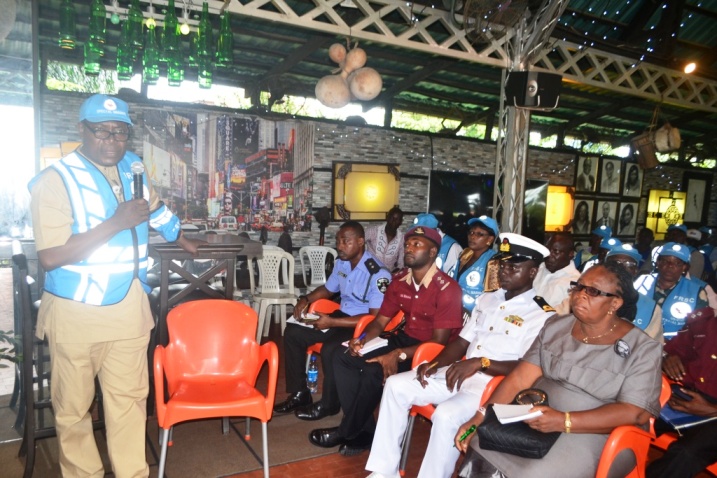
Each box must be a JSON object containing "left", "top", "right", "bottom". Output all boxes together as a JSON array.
[
  {"left": 398, "top": 342, "right": 504, "bottom": 476},
  {"left": 304, "top": 299, "right": 342, "bottom": 372},
  {"left": 594, "top": 375, "right": 671, "bottom": 478},
  {"left": 153, "top": 300, "right": 278, "bottom": 478}
]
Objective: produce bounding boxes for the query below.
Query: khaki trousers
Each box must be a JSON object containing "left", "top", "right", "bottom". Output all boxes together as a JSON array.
[{"left": 47, "top": 331, "right": 151, "bottom": 478}]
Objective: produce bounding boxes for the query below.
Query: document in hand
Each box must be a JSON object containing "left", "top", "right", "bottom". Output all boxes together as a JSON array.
[
  {"left": 493, "top": 404, "right": 543, "bottom": 424},
  {"left": 286, "top": 316, "right": 329, "bottom": 332},
  {"left": 341, "top": 336, "right": 389, "bottom": 354}
]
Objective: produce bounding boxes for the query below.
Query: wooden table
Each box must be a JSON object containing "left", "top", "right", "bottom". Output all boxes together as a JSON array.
[{"left": 149, "top": 233, "right": 262, "bottom": 346}]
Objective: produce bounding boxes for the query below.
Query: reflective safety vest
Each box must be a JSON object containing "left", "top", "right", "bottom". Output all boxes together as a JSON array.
[
  {"left": 634, "top": 273, "right": 705, "bottom": 340},
  {"left": 436, "top": 233, "right": 458, "bottom": 274},
  {"left": 453, "top": 249, "right": 497, "bottom": 313},
  {"left": 30, "top": 151, "right": 180, "bottom": 305}
]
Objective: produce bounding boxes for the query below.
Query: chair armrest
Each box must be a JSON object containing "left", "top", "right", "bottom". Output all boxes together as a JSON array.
[
  {"left": 354, "top": 314, "right": 376, "bottom": 337},
  {"left": 411, "top": 343, "right": 445, "bottom": 367},
  {"left": 153, "top": 345, "right": 168, "bottom": 426},
  {"left": 258, "top": 341, "right": 280, "bottom": 418},
  {"left": 595, "top": 425, "right": 653, "bottom": 478}
]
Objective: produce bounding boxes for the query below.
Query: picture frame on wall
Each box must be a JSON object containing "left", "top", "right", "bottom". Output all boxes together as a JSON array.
[
  {"left": 593, "top": 200, "right": 617, "bottom": 230},
  {"left": 599, "top": 158, "right": 622, "bottom": 194},
  {"left": 682, "top": 171, "right": 712, "bottom": 224},
  {"left": 572, "top": 199, "right": 594, "bottom": 235},
  {"left": 616, "top": 202, "right": 638, "bottom": 238},
  {"left": 575, "top": 157, "right": 598, "bottom": 192},
  {"left": 622, "top": 162, "right": 643, "bottom": 197}
]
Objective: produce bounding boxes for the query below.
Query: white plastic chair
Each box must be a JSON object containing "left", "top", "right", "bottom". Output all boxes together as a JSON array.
[
  {"left": 299, "top": 246, "right": 338, "bottom": 293},
  {"left": 251, "top": 249, "right": 298, "bottom": 341}
]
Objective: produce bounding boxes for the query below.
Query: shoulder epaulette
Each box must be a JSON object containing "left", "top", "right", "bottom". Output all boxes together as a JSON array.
[{"left": 533, "top": 295, "right": 555, "bottom": 312}]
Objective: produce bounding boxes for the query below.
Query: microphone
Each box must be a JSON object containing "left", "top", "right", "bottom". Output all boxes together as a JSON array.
[{"left": 130, "top": 161, "right": 144, "bottom": 200}]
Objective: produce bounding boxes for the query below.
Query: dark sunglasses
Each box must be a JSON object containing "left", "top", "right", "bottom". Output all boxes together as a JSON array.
[{"left": 569, "top": 281, "right": 620, "bottom": 298}]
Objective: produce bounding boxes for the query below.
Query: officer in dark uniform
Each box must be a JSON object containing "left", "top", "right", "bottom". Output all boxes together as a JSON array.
[{"left": 274, "top": 220, "right": 392, "bottom": 420}]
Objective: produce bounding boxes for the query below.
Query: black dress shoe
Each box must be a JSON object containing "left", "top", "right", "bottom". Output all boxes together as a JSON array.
[
  {"left": 273, "top": 390, "right": 312, "bottom": 414},
  {"left": 308, "top": 427, "right": 345, "bottom": 448},
  {"left": 339, "top": 431, "right": 373, "bottom": 456},
  {"left": 295, "top": 401, "right": 340, "bottom": 421}
]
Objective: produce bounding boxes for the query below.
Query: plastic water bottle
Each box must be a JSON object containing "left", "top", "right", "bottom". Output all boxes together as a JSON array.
[{"left": 307, "top": 355, "right": 319, "bottom": 393}]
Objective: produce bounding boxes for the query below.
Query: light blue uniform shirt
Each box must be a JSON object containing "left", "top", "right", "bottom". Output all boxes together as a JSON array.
[{"left": 325, "top": 250, "right": 392, "bottom": 316}]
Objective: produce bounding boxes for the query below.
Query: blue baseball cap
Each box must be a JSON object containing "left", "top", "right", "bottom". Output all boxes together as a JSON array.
[
  {"left": 667, "top": 224, "right": 687, "bottom": 233},
  {"left": 599, "top": 237, "right": 622, "bottom": 250},
  {"left": 659, "top": 242, "right": 691, "bottom": 264},
  {"left": 606, "top": 244, "right": 642, "bottom": 264},
  {"left": 79, "top": 94, "right": 133, "bottom": 125},
  {"left": 467, "top": 215, "right": 499, "bottom": 237},
  {"left": 414, "top": 213, "right": 439, "bottom": 229},
  {"left": 591, "top": 225, "right": 612, "bottom": 239},
  {"left": 699, "top": 226, "right": 712, "bottom": 235}
]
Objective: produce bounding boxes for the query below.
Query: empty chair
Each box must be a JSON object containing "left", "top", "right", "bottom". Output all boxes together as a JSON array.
[
  {"left": 252, "top": 248, "right": 298, "bottom": 340},
  {"left": 153, "top": 300, "right": 278, "bottom": 478},
  {"left": 299, "top": 246, "right": 338, "bottom": 293}
]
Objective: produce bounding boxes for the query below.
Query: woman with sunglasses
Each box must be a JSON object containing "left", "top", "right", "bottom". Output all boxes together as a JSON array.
[{"left": 454, "top": 262, "right": 662, "bottom": 478}]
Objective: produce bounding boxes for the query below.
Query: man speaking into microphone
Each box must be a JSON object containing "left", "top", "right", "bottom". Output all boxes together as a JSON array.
[{"left": 28, "top": 94, "right": 201, "bottom": 477}]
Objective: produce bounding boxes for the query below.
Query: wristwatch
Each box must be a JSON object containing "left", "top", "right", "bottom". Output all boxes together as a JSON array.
[
  {"left": 397, "top": 349, "right": 407, "bottom": 362},
  {"left": 480, "top": 357, "right": 491, "bottom": 370}
]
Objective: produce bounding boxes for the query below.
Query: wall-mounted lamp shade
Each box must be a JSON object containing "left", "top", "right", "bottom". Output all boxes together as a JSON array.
[
  {"left": 646, "top": 189, "right": 686, "bottom": 239},
  {"left": 545, "top": 186, "right": 573, "bottom": 231},
  {"left": 58, "top": 0, "right": 77, "bottom": 49},
  {"left": 333, "top": 162, "right": 400, "bottom": 220}
]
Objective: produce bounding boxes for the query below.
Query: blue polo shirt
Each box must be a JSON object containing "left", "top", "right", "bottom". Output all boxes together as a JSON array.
[{"left": 325, "top": 250, "right": 392, "bottom": 316}]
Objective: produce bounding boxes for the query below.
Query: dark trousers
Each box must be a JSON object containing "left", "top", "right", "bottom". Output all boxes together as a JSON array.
[
  {"left": 283, "top": 323, "right": 354, "bottom": 409},
  {"left": 646, "top": 418, "right": 717, "bottom": 478},
  {"left": 334, "top": 331, "right": 419, "bottom": 439}
]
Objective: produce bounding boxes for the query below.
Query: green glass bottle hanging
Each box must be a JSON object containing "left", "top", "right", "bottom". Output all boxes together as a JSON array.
[
  {"left": 58, "top": 0, "right": 77, "bottom": 50},
  {"left": 143, "top": 26, "right": 160, "bottom": 85},
  {"left": 160, "top": 0, "right": 180, "bottom": 62},
  {"left": 88, "top": 0, "right": 106, "bottom": 56},
  {"left": 128, "top": 0, "right": 144, "bottom": 50},
  {"left": 116, "top": 20, "right": 134, "bottom": 81},
  {"left": 215, "top": 11, "right": 233, "bottom": 67},
  {"left": 167, "top": 50, "right": 184, "bottom": 87},
  {"left": 188, "top": 32, "right": 199, "bottom": 67},
  {"left": 84, "top": 40, "right": 102, "bottom": 75},
  {"left": 198, "top": 55, "right": 212, "bottom": 89},
  {"left": 196, "top": 1, "right": 213, "bottom": 59}
]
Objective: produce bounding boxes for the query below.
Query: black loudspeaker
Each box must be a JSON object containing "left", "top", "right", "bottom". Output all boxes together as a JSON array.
[{"left": 505, "top": 71, "right": 562, "bottom": 109}]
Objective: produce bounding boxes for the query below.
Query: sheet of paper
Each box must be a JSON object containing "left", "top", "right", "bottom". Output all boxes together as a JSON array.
[
  {"left": 285, "top": 316, "right": 329, "bottom": 332},
  {"left": 341, "top": 336, "right": 389, "bottom": 354},
  {"left": 493, "top": 404, "right": 543, "bottom": 424}
]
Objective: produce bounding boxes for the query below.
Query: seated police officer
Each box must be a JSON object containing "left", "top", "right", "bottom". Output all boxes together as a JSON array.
[{"left": 274, "top": 221, "right": 392, "bottom": 420}]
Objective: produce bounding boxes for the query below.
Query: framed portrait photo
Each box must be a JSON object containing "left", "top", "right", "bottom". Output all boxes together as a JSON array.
[
  {"left": 682, "top": 171, "right": 712, "bottom": 224},
  {"left": 616, "top": 202, "right": 638, "bottom": 238},
  {"left": 621, "top": 162, "right": 643, "bottom": 197},
  {"left": 575, "top": 156, "right": 598, "bottom": 192},
  {"left": 593, "top": 200, "right": 618, "bottom": 231},
  {"left": 572, "top": 199, "right": 594, "bottom": 235},
  {"left": 599, "top": 158, "right": 622, "bottom": 195}
]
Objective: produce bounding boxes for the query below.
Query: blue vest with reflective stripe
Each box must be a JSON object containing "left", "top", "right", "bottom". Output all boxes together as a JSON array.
[
  {"left": 453, "top": 249, "right": 497, "bottom": 313},
  {"left": 634, "top": 274, "right": 705, "bottom": 339},
  {"left": 436, "top": 234, "right": 458, "bottom": 273},
  {"left": 31, "top": 151, "right": 167, "bottom": 305}
]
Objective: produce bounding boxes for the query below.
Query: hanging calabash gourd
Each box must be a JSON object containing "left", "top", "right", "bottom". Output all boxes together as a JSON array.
[{"left": 315, "top": 41, "right": 382, "bottom": 108}]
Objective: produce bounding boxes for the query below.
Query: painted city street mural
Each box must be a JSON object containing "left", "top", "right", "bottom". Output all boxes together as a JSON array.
[{"left": 141, "top": 110, "right": 305, "bottom": 233}]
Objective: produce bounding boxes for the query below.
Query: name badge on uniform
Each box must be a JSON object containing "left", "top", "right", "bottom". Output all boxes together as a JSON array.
[
  {"left": 338, "top": 271, "right": 347, "bottom": 278},
  {"left": 504, "top": 315, "right": 524, "bottom": 327}
]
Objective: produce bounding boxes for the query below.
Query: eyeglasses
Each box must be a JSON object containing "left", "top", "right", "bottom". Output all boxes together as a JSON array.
[
  {"left": 607, "top": 258, "right": 637, "bottom": 269},
  {"left": 84, "top": 123, "right": 131, "bottom": 141},
  {"left": 569, "top": 281, "right": 620, "bottom": 298}
]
